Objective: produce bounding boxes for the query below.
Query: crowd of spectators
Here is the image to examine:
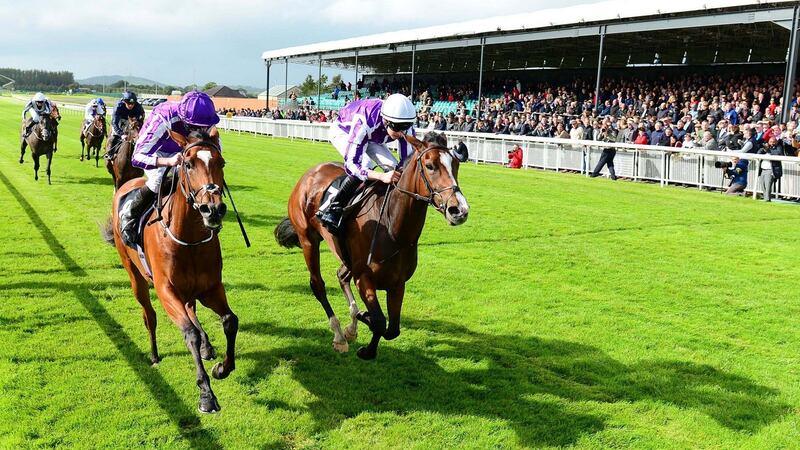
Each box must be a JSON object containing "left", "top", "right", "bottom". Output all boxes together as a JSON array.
[{"left": 216, "top": 72, "right": 800, "bottom": 158}]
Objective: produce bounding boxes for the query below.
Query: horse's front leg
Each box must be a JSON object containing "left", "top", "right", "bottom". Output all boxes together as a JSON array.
[
  {"left": 198, "top": 283, "right": 238, "bottom": 380},
  {"left": 384, "top": 284, "right": 405, "bottom": 340},
  {"left": 156, "top": 284, "right": 220, "bottom": 413},
  {"left": 355, "top": 275, "right": 386, "bottom": 360},
  {"left": 95, "top": 140, "right": 102, "bottom": 167},
  {"left": 79, "top": 134, "right": 85, "bottom": 161},
  {"left": 19, "top": 139, "right": 26, "bottom": 164},
  {"left": 338, "top": 265, "right": 360, "bottom": 342},
  {"left": 33, "top": 154, "right": 40, "bottom": 181},
  {"left": 185, "top": 301, "right": 216, "bottom": 361},
  {"left": 46, "top": 151, "right": 53, "bottom": 185}
]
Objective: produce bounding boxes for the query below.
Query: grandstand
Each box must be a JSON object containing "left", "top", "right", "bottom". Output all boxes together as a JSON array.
[{"left": 261, "top": 0, "right": 800, "bottom": 118}]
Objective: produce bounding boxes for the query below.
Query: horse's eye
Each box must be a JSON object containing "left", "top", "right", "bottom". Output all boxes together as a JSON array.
[
  {"left": 425, "top": 163, "right": 435, "bottom": 171},
  {"left": 184, "top": 162, "right": 192, "bottom": 170}
]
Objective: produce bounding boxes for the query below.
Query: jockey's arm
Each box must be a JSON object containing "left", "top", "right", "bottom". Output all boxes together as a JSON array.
[{"left": 22, "top": 102, "right": 31, "bottom": 120}]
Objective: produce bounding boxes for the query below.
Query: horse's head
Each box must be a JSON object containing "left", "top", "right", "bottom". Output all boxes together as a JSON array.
[
  {"left": 403, "top": 134, "right": 469, "bottom": 226},
  {"left": 126, "top": 118, "right": 141, "bottom": 140},
  {"left": 169, "top": 128, "right": 227, "bottom": 230},
  {"left": 38, "top": 115, "right": 55, "bottom": 142}
]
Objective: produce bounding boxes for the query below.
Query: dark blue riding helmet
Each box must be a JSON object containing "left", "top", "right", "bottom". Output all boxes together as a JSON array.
[{"left": 122, "top": 91, "right": 137, "bottom": 103}]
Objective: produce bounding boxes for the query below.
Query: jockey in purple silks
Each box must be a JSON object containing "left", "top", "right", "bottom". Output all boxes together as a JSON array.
[
  {"left": 318, "top": 93, "right": 417, "bottom": 232},
  {"left": 119, "top": 91, "right": 220, "bottom": 248}
]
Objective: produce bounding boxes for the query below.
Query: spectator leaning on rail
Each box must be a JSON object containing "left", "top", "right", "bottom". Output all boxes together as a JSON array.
[
  {"left": 757, "top": 136, "right": 785, "bottom": 202},
  {"left": 106, "top": 91, "right": 145, "bottom": 160},
  {"left": 317, "top": 94, "right": 416, "bottom": 233},
  {"left": 119, "top": 91, "right": 221, "bottom": 247}
]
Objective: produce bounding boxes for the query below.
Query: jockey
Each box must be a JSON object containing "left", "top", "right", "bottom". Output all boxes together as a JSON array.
[
  {"left": 106, "top": 91, "right": 145, "bottom": 159},
  {"left": 21, "top": 92, "right": 53, "bottom": 139},
  {"left": 119, "top": 91, "right": 220, "bottom": 247},
  {"left": 83, "top": 98, "right": 107, "bottom": 135},
  {"left": 317, "top": 93, "right": 417, "bottom": 232}
]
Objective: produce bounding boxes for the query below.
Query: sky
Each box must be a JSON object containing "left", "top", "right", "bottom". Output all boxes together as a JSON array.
[{"left": 0, "top": 0, "right": 600, "bottom": 89}]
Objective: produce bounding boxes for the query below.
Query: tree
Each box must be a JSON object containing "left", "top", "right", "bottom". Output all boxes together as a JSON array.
[
  {"left": 299, "top": 75, "right": 317, "bottom": 96},
  {"left": 328, "top": 74, "right": 343, "bottom": 91},
  {"left": 203, "top": 81, "right": 218, "bottom": 91}
]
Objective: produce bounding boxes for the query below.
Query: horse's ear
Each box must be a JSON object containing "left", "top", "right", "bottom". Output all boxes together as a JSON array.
[
  {"left": 169, "top": 130, "right": 187, "bottom": 148},
  {"left": 404, "top": 134, "right": 426, "bottom": 153},
  {"left": 209, "top": 126, "right": 220, "bottom": 145}
]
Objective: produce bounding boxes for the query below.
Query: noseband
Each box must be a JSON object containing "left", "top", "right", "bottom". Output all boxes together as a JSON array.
[{"left": 395, "top": 146, "right": 461, "bottom": 213}]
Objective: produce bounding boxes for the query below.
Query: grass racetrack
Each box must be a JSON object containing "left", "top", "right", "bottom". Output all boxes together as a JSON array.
[{"left": 2, "top": 96, "right": 800, "bottom": 449}]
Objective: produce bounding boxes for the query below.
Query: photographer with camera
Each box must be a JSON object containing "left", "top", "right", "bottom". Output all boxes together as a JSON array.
[
  {"left": 715, "top": 155, "right": 749, "bottom": 195},
  {"left": 507, "top": 144, "right": 523, "bottom": 169}
]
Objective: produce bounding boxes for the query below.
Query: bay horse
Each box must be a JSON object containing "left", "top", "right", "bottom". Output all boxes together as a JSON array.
[
  {"left": 275, "top": 133, "right": 469, "bottom": 360},
  {"left": 19, "top": 113, "right": 58, "bottom": 184},
  {"left": 81, "top": 114, "right": 106, "bottom": 166},
  {"left": 102, "top": 128, "right": 237, "bottom": 413},
  {"left": 106, "top": 118, "right": 144, "bottom": 189}
]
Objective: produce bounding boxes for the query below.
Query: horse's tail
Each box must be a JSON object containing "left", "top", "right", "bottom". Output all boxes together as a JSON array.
[
  {"left": 274, "top": 218, "right": 300, "bottom": 248},
  {"left": 99, "top": 215, "right": 115, "bottom": 246}
]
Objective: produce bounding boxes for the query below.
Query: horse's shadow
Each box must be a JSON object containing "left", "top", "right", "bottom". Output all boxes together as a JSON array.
[{"left": 239, "top": 318, "right": 788, "bottom": 447}]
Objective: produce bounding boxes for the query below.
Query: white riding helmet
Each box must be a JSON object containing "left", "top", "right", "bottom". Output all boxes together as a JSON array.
[
  {"left": 380, "top": 94, "right": 416, "bottom": 123},
  {"left": 33, "top": 92, "right": 47, "bottom": 102}
]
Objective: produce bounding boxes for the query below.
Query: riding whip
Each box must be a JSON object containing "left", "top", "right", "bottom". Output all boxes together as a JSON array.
[{"left": 223, "top": 182, "right": 251, "bottom": 248}]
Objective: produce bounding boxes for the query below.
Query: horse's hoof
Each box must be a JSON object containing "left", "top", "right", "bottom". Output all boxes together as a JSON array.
[
  {"left": 80, "top": 157, "right": 83, "bottom": 161},
  {"left": 383, "top": 328, "right": 400, "bottom": 341},
  {"left": 211, "top": 362, "right": 229, "bottom": 380},
  {"left": 356, "top": 346, "right": 376, "bottom": 360},
  {"left": 200, "top": 345, "right": 216, "bottom": 361},
  {"left": 18, "top": 159, "right": 23, "bottom": 164},
  {"left": 344, "top": 325, "right": 358, "bottom": 343},
  {"left": 150, "top": 354, "right": 161, "bottom": 365},
  {"left": 333, "top": 340, "right": 349, "bottom": 353},
  {"left": 198, "top": 394, "right": 221, "bottom": 414}
]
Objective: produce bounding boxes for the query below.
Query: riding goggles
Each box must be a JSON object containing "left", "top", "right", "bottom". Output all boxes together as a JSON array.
[{"left": 385, "top": 120, "right": 413, "bottom": 132}]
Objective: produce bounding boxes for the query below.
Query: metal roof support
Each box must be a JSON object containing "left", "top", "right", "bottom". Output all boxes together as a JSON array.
[
  {"left": 594, "top": 26, "right": 606, "bottom": 111},
  {"left": 285, "top": 57, "right": 289, "bottom": 108},
  {"left": 265, "top": 59, "right": 271, "bottom": 111},
  {"left": 477, "top": 37, "right": 485, "bottom": 119},
  {"left": 782, "top": 4, "right": 800, "bottom": 121},
  {"left": 317, "top": 55, "right": 323, "bottom": 109},
  {"left": 355, "top": 51, "right": 359, "bottom": 94},
  {"left": 410, "top": 44, "right": 416, "bottom": 100}
]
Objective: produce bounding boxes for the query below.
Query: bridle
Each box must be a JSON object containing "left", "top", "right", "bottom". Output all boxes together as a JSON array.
[
  {"left": 394, "top": 146, "right": 461, "bottom": 213},
  {"left": 156, "top": 139, "right": 224, "bottom": 246},
  {"left": 33, "top": 116, "right": 54, "bottom": 142},
  {"left": 179, "top": 140, "right": 223, "bottom": 211}
]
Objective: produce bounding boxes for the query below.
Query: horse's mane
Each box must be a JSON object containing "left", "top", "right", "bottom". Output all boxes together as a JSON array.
[
  {"left": 188, "top": 130, "right": 212, "bottom": 141},
  {"left": 423, "top": 131, "right": 448, "bottom": 148}
]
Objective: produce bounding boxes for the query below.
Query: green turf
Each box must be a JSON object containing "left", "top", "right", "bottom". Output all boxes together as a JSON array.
[{"left": 1, "top": 96, "right": 800, "bottom": 449}]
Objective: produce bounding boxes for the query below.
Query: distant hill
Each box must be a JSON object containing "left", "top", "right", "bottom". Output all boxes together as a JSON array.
[
  {"left": 227, "top": 84, "right": 262, "bottom": 96},
  {"left": 77, "top": 75, "right": 167, "bottom": 87}
]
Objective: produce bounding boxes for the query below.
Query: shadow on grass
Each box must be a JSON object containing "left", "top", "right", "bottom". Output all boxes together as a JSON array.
[
  {"left": 57, "top": 174, "right": 114, "bottom": 187},
  {"left": 238, "top": 213, "right": 287, "bottom": 229},
  {"left": 239, "top": 318, "right": 788, "bottom": 447},
  {"left": 0, "top": 170, "right": 220, "bottom": 448}
]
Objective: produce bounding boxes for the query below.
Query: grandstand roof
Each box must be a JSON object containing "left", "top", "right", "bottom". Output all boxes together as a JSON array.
[{"left": 262, "top": 0, "right": 796, "bottom": 72}]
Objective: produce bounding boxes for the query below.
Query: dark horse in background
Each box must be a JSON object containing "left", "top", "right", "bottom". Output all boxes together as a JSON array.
[
  {"left": 80, "top": 114, "right": 106, "bottom": 166},
  {"left": 20, "top": 113, "right": 58, "bottom": 184},
  {"left": 106, "top": 118, "right": 143, "bottom": 189},
  {"left": 275, "top": 134, "right": 469, "bottom": 359},
  {"left": 102, "top": 128, "right": 237, "bottom": 413}
]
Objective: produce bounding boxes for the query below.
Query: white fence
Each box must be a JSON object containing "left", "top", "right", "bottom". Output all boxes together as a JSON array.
[{"left": 217, "top": 116, "right": 800, "bottom": 200}]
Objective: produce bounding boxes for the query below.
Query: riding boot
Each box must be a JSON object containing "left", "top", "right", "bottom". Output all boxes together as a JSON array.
[
  {"left": 318, "top": 175, "right": 360, "bottom": 233},
  {"left": 120, "top": 186, "right": 156, "bottom": 248}
]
